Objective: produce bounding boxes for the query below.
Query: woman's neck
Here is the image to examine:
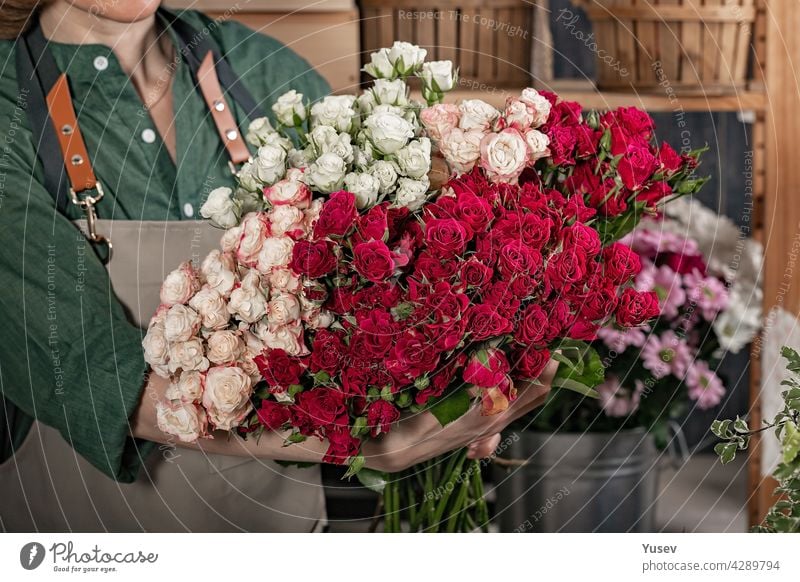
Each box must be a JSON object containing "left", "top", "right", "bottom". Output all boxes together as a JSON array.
[{"left": 38, "top": 2, "right": 168, "bottom": 81}]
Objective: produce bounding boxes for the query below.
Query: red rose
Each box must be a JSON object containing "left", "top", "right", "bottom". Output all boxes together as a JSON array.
[
  {"left": 425, "top": 218, "right": 469, "bottom": 258},
  {"left": 602, "top": 242, "right": 642, "bottom": 284},
  {"left": 256, "top": 400, "right": 291, "bottom": 431},
  {"left": 386, "top": 330, "right": 441, "bottom": 381},
  {"left": 354, "top": 309, "right": 396, "bottom": 358},
  {"left": 310, "top": 329, "right": 346, "bottom": 374},
  {"left": 425, "top": 281, "right": 469, "bottom": 321},
  {"left": 424, "top": 317, "right": 466, "bottom": 351},
  {"left": 467, "top": 303, "right": 513, "bottom": 341},
  {"left": 601, "top": 107, "right": 654, "bottom": 139},
  {"left": 454, "top": 192, "right": 494, "bottom": 233},
  {"left": 657, "top": 142, "right": 683, "bottom": 174},
  {"left": 579, "top": 284, "right": 619, "bottom": 320},
  {"left": 561, "top": 222, "right": 601, "bottom": 256},
  {"left": 254, "top": 349, "right": 306, "bottom": 388},
  {"left": 463, "top": 348, "right": 510, "bottom": 388},
  {"left": 617, "top": 144, "right": 658, "bottom": 191},
  {"left": 314, "top": 190, "right": 357, "bottom": 238},
  {"left": 545, "top": 298, "right": 573, "bottom": 339},
  {"left": 574, "top": 124, "right": 603, "bottom": 159},
  {"left": 636, "top": 180, "right": 672, "bottom": 206},
  {"left": 665, "top": 252, "right": 707, "bottom": 276},
  {"left": 459, "top": 258, "right": 493, "bottom": 290},
  {"left": 354, "top": 239, "right": 396, "bottom": 282},
  {"left": 290, "top": 239, "right": 336, "bottom": 278},
  {"left": 515, "top": 304, "right": 549, "bottom": 345},
  {"left": 413, "top": 251, "right": 459, "bottom": 281},
  {"left": 341, "top": 365, "right": 372, "bottom": 397},
  {"left": 294, "top": 387, "right": 346, "bottom": 431},
  {"left": 323, "top": 424, "right": 361, "bottom": 464},
  {"left": 498, "top": 241, "right": 542, "bottom": 277},
  {"left": 567, "top": 317, "right": 599, "bottom": 341},
  {"left": 366, "top": 400, "right": 401, "bottom": 437},
  {"left": 545, "top": 247, "right": 588, "bottom": 287},
  {"left": 616, "top": 288, "right": 660, "bottom": 326},
  {"left": 354, "top": 203, "right": 389, "bottom": 244},
  {"left": 514, "top": 347, "right": 551, "bottom": 380},
  {"left": 546, "top": 124, "right": 577, "bottom": 166}
]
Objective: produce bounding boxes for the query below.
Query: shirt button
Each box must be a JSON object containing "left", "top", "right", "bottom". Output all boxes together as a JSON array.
[
  {"left": 183, "top": 203, "right": 194, "bottom": 218},
  {"left": 93, "top": 56, "right": 109, "bottom": 71},
  {"left": 141, "top": 128, "right": 156, "bottom": 143}
]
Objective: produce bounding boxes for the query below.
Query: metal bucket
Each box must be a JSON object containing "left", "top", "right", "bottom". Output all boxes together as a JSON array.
[{"left": 491, "top": 429, "right": 661, "bottom": 532}]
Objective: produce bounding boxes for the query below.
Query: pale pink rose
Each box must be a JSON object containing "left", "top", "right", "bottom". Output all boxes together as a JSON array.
[
  {"left": 263, "top": 175, "right": 311, "bottom": 209},
  {"left": 165, "top": 370, "right": 204, "bottom": 403},
  {"left": 458, "top": 99, "right": 499, "bottom": 131},
  {"left": 519, "top": 88, "right": 552, "bottom": 128},
  {"left": 256, "top": 321, "right": 308, "bottom": 356},
  {"left": 268, "top": 267, "right": 301, "bottom": 293},
  {"left": 256, "top": 236, "right": 295, "bottom": 273},
  {"left": 220, "top": 226, "right": 242, "bottom": 253},
  {"left": 142, "top": 320, "right": 170, "bottom": 377},
  {"left": 188, "top": 286, "right": 229, "bottom": 330},
  {"left": 420, "top": 103, "right": 460, "bottom": 142},
  {"left": 201, "top": 250, "right": 236, "bottom": 296},
  {"left": 503, "top": 98, "right": 535, "bottom": 131},
  {"left": 238, "top": 355, "right": 262, "bottom": 385},
  {"left": 202, "top": 366, "right": 253, "bottom": 430},
  {"left": 479, "top": 128, "right": 529, "bottom": 183},
  {"left": 206, "top": 330, "right": 244, "bottom": 365},
  {"left": 267, "top": 293, "right": 301, "bottom": 327},
  {"left": 159, "top": 261, "right": 200, "bottom": 306},
  {"left": 302, "top": 306, "right": 334, "bottom": 329},
  {"left": 524, "top": 128, "right": 551, "bottom": 161},
  {"left": 303, "top": 198, "right": 324, "bottom": 233},
  {"left": 156, "top": 401, "right": 208, "bottom": 442},
  {"left": 168, "top": 338, "right": 209, "bottom": 373},
  {"left": 164, "top": 304, "right": 202, "bottom": 343},
  {"left": 438, "top": 127, "right": 484, "bottom": 174},
  {"left": 268, "top": 204, "right": 306, "bottom": 238},
  {"left": 228, "top": 270, "right": 268, "bottom": 324},
  {"left": 236, "top": 212, "right": 271, "bottom": 267}
]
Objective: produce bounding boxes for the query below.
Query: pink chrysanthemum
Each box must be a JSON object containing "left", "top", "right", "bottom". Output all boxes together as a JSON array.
[
  {"left": 684, "top": 271, "right": 729, "bottom": 321},
  {"left": 645, "top": 264, "right": 687, "bottom": 319},
  {"left": 685, "top": 361, "right": 725, "bottom": 409},
  {"left": 597, "top": 376, "right": 644, "bottom": 417},
  {"left": 597, "top": 325, "right": 648, "bottom": 353},
  {"left": 640, "top": 330, "right": 692, "bottom": 379}
]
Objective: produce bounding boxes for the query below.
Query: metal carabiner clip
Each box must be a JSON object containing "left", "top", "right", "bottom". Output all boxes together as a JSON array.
[{"left": 70, "top": 182, "right": 113, "bottom": 264}]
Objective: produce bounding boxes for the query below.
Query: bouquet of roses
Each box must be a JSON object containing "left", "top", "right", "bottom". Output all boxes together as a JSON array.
[{"left": 142, "top": 41, "right": 706, "bottom": 531}]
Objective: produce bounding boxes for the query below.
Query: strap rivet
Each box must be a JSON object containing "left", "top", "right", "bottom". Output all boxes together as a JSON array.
[
  {"left": 214, "top": 100, "right": 225, "bottom": 112},
  {"left": 61, "top": 124, "right": 73, "bottom": 135},
  {"left": 226, "top": 129, "right": 238, "bottom": 141},
  {"left": 71, "top": 154, "right": 83, "bottom": 166}
]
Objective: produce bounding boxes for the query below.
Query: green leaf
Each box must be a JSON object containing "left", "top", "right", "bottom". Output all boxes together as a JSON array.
[
  {"left": 782, "top": 346, "right": 800, "bottom": 375},
  {"left": 552, "top": 341, "right": 605, "bottom": 389},
  {"left": 343, "top": 454, "right": 366, "bottom": 479},
  {"left": 429, "top": 390, "right": 471, "bottom": 426},
  {"left": 715, "top": 442, "right": 737, "bottom": 465},
  {"left": 782, "top": 422, "right": 800, "bottom": 464},
  {"left": 551, "top": 377, "right": 599, "bottom": 398},
  {"left": 355, "top": 467, "right": 388, "bottom": 493}
]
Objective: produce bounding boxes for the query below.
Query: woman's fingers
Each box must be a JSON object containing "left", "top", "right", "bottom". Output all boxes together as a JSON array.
[{"left": 466, "top": 433, "right": 502, "bottom": 459}]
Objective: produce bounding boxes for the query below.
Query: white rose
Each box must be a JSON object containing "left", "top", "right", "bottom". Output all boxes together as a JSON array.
[
  {"left": 306, "top": 152, "right": 347, "bottom": 193},
  {"left": 372, "top": 78, "right": 408, "bottom": 106},
  {"left": 165, "top": 370, "right": 204, "bottom": 403},
  {"left": 519, "top": 88, "right": 552, "bottom": 128},
  {"left": 524, "top": 128, "right": 551, "bottom": 162},
  {"left": 394, "top": 176, "right": 430, "bottom": 211},
  {"left": 268, "top": 204, "right": 306, "bottom": 238},
  {"left": 364, "top": 111, "right": 414, "bottom": 155},
  {"left": 199, "top": 187, "right": 240, "bottom": 229},
  {"left": 202, "top": 366, "right": 253, "bottom": 430},
  {"left": 164, "top": 304, "right": 202, "bottom": 343},
  {"left": 168, "top": 338, "right": 209, "bottom": 373},
  {"left": 363, "top": 48, "right": 395, "bottom": 79},
  {"left": 310, "top": 95, "right": 357, "bottom": 133},
  {"left": 237, "top": 160, "right": 261, "bottom": 192},
  {"left": 201, "top": 250, "right": 236, "bottom": 296},
  {"left": 369, "top": 160, "right": 399, "bottom": 195},
  {"left": 268, "top": 267, "right": 301, "bottom": 293},
  {"left": 159, "top": 261, "right": 200, "bottom": 306},
  {"left": 438, "top": 127, "right": 483, "bottom": 174},
  {"left": 236, "top": 212, "right": 271, "bottom": 266},
  {"left": 267, "top": 293, "right": 301, "bottom": 327},
  {"left": 287, "top": 147, "right": 310, "bottom": 169},
  {"left": 503, "top": 98, "right": 535, "bottom": 131},
  {"left": 344, "top": 171, "right": 381, "bottom": 209},
  {"left": 189, "top": 286, "right": 229, "bottom": 330},
  {"left": 142, "top": 322, "right": 169, "bottom": 375},
  {"left": 206, "top": 330, "right": 244, "bottom": 365},
  {"left": 156, "top": 401, "right": 207, "bottom": 442},
  {"left": 257, "top": 236, "right": 295, "bottom": 273},
  {"left": 256, "top": 321, "right": 307, "bottom": 356},
  {"left": 309, "top": 126, "right": 354, "bottom": 164},
  {"left": 219, "top": 227, "right": 241, "bottom": 253},
  {"left": 357, "top": 91, "right": 377, "bottom": 115},
  {"left": 272, "top": 89, "right": 306, "bottom": 126},
  {"left": 228, "top": 270, "right": 268, "bottom": 323},
  {"left": 479, "top": 128, "right": 529, "bottom": 183},
  {"left": 395, "top": 137, "right": 431, "bottom": 179},
  {"left": 245, "top": 117, "right": 275, "bottom": 146},
  {"left": 388, "top": 41, "right": 426, "bottom": 75},
  {"left": 254, "top": 143, "right": 287, "bottom": 185},
  {"left": 421, "top": 60, "right": 456, "bottom": 93},
  {"left": 458, "top": 99, "right": 499, "bottom": 131}
]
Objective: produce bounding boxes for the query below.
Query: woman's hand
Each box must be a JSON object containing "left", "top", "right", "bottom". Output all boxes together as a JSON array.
[{"left": 362, "top": 359, "right": 558, "bottom": 472}]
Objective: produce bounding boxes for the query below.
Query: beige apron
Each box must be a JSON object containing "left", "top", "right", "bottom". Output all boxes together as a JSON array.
[{"left": 0, "top": 219, "right": 326, "bottom": 532}]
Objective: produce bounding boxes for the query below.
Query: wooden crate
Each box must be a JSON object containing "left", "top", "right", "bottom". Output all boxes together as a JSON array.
[
  {"left": 575, "top": 0, "right": 755, "bottom": 93},
  {"left": 360, "top": 0, "right": 534, "bottom": 87}
]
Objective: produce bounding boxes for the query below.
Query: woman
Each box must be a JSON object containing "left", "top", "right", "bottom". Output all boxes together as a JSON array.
[{"left": 0, "top": 0, "right": 554, "bottom": 532}]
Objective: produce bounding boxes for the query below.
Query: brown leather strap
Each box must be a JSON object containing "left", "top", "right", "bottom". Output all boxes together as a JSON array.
[
  {"left": 197, "top": 51, "right": 252, "bottom": 165},
  {"left": 45, "top": 73, "right": 98, "bottom": 193}
]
